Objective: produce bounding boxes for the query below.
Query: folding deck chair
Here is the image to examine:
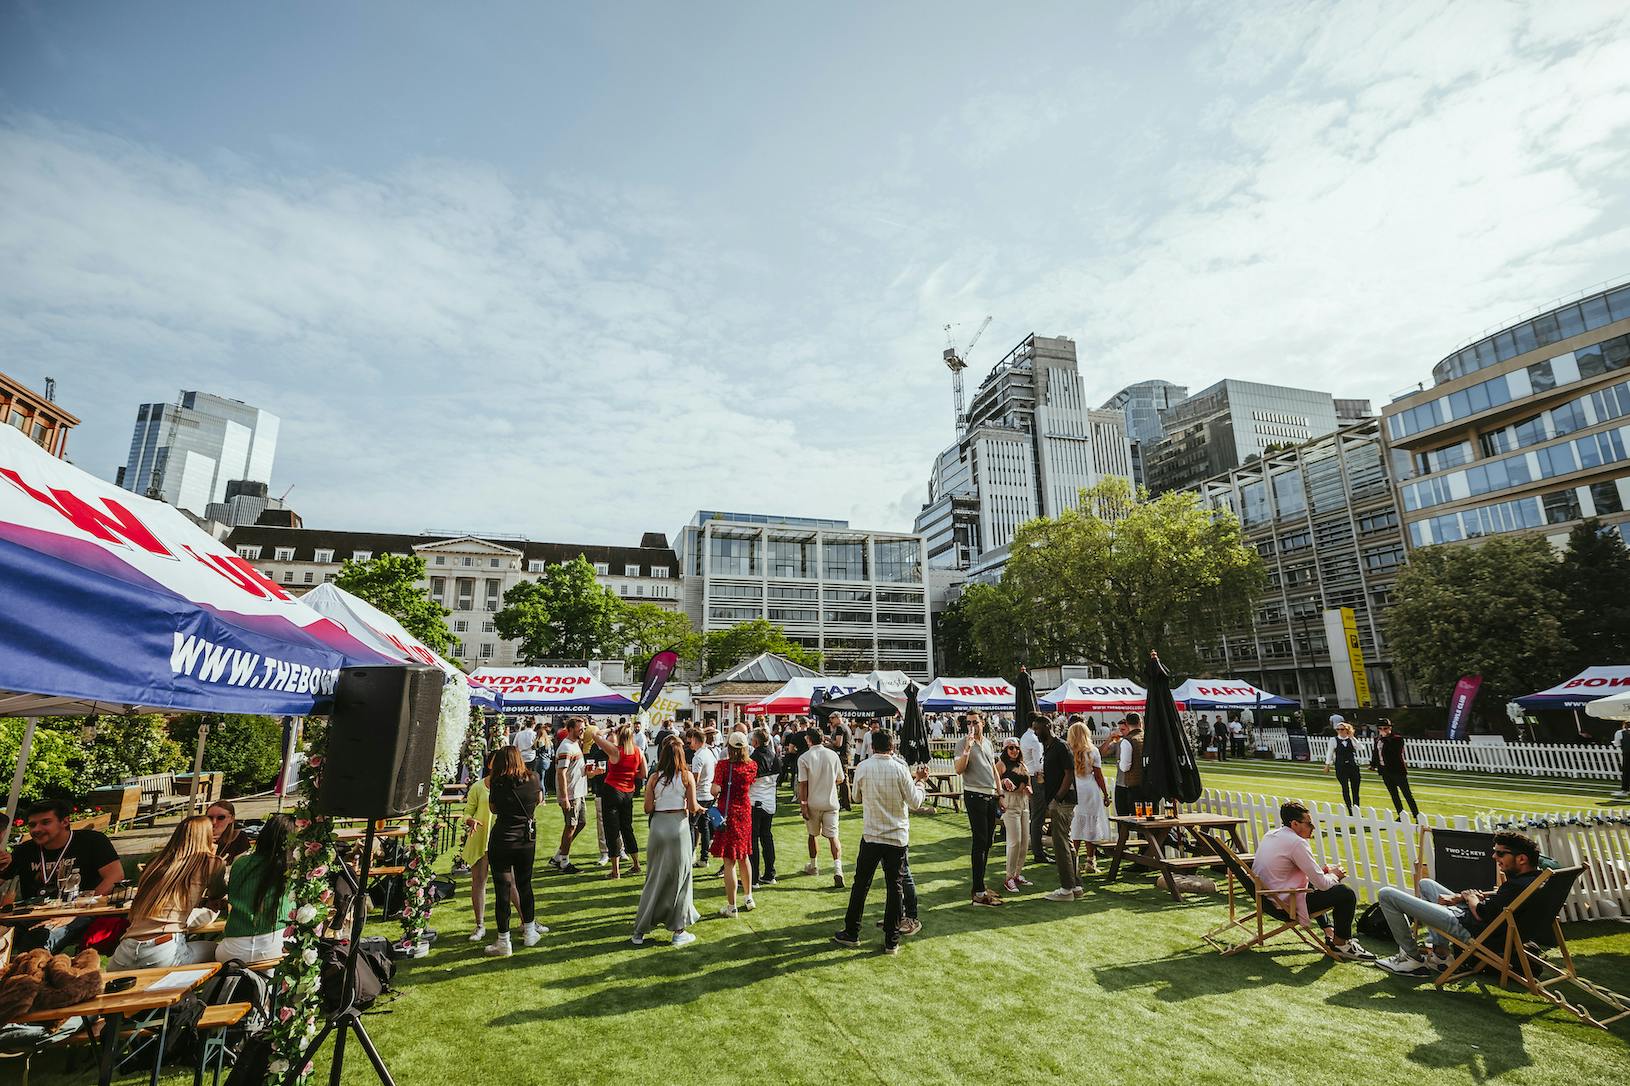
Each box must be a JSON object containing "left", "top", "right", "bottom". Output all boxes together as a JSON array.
[
  {"left": 1434, "top": 864, "right": 1630, "bottom": 1029},
  {"left": 1199, "top": 833, "right": 1339, "bottom": 961}
]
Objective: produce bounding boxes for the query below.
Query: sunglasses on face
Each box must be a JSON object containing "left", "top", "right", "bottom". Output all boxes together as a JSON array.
[
  {"left": 208, "top": 814, "right": 230, "bottom": 823},
  {"left": 1492, "top": 848, "right": 1511, "bottom": 857}
]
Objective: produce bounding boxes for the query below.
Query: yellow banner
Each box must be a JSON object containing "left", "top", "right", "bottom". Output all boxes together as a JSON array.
[{"left": 1340, "top": 607, "right": 1372, "bottom": 708}]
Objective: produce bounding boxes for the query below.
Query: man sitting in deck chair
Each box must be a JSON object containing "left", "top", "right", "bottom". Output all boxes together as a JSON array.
[
  {"left": 1375, "top": 830, "right": 1542, "bottom": 977},
  {"left": 1251, "top": 801, "right": 1375, "bottom": 961}
]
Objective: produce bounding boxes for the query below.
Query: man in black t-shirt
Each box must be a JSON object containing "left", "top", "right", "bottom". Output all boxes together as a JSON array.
[
  {"left": 1, "top": 799, "right": 124, "bottom": 951},
  {"left": 827, "top": 714, "right": 854, "bottom": 810},
  {"left": 1040, "top": 733, "right": 1082, "bottom": 900}
]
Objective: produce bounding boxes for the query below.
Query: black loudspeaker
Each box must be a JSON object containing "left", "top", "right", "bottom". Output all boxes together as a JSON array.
[{"left": 317, "top": 665, "right": 446, "bottom": 818}]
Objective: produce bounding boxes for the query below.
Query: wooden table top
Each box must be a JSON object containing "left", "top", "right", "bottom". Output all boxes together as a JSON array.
[
  {"left": 0, "top": 898, "right": 130, "bottom": 925},
  {"left": 1110, "top": 812, "right": 1246, "bottom": 830},
  {"left": 334, "top": 826, "right": 410, "bottom": 841},
  {"left": 17, "top": 962, "right": 221, "bottom": 1023}
]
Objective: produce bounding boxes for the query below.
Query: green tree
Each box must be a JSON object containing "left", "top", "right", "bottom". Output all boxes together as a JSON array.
[
  {"left": 1551, "top": 518, "right": 1630, "bottom": 673},
  {"left": 72, "top": 714, "right": 187, "bottom": 792},
  {"left": 495, "top": 556, "right": 622, "bottom": 661},
  {"left": 0, "top": 718, "right": 87, "bottom": 804},
  {"left": 957, "top": 583, "right": 1028, "bottom": 674},
  {"left": 334, "top": 552, "right": 453, "bottom": 656},
  {"left": 613, "top": 602, "right": 702, "bottom": 676},
  {"left": 980, "top": 477, "right": 1267, "bottom": 677},
  {"left": 1387, "top": 534, "right": 1571, "bottom": 712},
  {"left": 169, "top": 714, "right": 285, "bottom": 795},
  {"left": 701, "top": 619, "right": 823, "bottom": 677},
  {"left": 932, "top": 594, "right": 995, "bottom": 675}
]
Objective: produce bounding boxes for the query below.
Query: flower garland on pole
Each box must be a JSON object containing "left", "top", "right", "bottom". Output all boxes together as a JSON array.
[
  {"left": 266, "top": 721, "right": 336, "bottom": 1082},
  {"left": 396, "top": 672, "right": 473, "bottom": 951}
]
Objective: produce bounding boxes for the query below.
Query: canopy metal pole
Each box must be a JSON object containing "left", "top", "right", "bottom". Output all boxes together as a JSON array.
[
  {"left": 188, "top": 718, "right": 211, "bottom": 815},
  {"left": 2, "top": 719, "right": 37, "bottom": 851},
  {"left": 276, "top": 717, "right": 301, "bottom": 813}
]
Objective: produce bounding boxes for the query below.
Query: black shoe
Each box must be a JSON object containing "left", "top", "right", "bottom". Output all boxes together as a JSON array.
[
  {"left": 832, "top": 931, "right": 861, "bottom": 948},
  {"left": 559, "top": 862, "right": 582, "bottom": 875},
  {"left": 759, "top": 874, "right": 778, "bottom": 885},
  {"left": 692, "top": 860, "right": 706, "bottom": 869}
]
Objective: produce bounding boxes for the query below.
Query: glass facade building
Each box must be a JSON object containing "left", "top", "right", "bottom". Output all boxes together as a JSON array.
[
  {"left": 1101, "top": 379, "right": 1188, "bottom": 487},
  {"left": 1143, "top": 379, "right": 1341, "bottom": 496},
  {"left": 675, "top": 510, "right": 933, "bottom": 678},
  {"left": 119, "top": 391, "right": 280, "bottom": 516},
  {"left": 1383, "top": 280, "right": 1630, "bottom": 550}
]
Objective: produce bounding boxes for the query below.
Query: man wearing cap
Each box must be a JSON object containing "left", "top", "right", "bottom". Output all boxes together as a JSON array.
[
  {"left": 1369, "top": 719, "right": 1420, "bottom": 819},
  {"left": 833, "top": 730, "right": 928, "bottom": 955}
]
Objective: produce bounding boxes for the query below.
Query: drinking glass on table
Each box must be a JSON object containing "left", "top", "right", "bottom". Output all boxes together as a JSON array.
[{"left": 60, "top": 868, "right": 82, "bottom": 902}]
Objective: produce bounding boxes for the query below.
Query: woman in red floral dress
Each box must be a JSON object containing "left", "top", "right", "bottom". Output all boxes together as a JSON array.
[{"left": 710, "top": 731, "right": 758, "bottom": 918}]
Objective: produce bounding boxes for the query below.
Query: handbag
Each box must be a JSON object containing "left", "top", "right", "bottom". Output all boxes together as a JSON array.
[{"left": 706, "top": 766, "right": 732, "bottom": 830}]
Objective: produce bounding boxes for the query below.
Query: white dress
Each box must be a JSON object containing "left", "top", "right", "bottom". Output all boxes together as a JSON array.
[{"left": 1071, "top": 744, "right": 1110, "bottom": 843}]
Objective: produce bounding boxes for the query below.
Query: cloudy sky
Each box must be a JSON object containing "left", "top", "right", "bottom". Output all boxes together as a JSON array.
[{"left": 3, "top": 1, "right": 1628, "bottom": 545}]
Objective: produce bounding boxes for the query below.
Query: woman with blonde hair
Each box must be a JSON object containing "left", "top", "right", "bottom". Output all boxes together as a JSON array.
[
  {"left": 632, "top": 734, "right": 702, "bottom": 947},
  {"left": 593, "top": 722, "right": 645, "bottom": 879},
  {"left": 1067, "top": 719, "right": 1110, "bottom": 875},
  {"left": 1324, "top": 718, "right": 1363, "bottom": 813},
  {"left": 108, "top": 815, "right": 222, "bottom": 968}
]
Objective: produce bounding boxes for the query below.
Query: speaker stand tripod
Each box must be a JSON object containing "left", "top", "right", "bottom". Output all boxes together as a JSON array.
[{"left": 291, "top": 822, "right": 396, "bottom": 1086}]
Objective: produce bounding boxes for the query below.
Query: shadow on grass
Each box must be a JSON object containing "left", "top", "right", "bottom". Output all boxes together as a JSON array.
[{"left": 1322, "top": 971, "right": 1544, "bottom": 1079}]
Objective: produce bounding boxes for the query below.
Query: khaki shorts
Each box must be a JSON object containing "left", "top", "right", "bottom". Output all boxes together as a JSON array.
[{"left": 804, "top": 806, "right": 839, "bottom": 838}]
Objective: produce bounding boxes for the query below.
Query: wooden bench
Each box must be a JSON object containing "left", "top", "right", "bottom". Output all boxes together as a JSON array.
[{"left": 195, "top": 1002, "right": 251, "bottom": 1086}]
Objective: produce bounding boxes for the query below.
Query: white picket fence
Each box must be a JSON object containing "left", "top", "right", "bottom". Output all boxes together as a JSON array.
[
  {"left": 1257, "top": 730, "right": 1621, "bottom": 780},
  {"left": 1193, "top": 788, "right": 1630, "bottom": 922}
]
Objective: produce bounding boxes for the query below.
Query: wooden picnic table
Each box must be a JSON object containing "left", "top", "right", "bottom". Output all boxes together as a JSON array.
[
  {"left": 17, "top": 962, "right": 221, "bottom": 1086},
  {"left": 333, "top": 825, "right": 410, "bottom": 842},
  {"left": 1105, "top": 812, "right": 1253, "bottom": 902},
  {"left": 921, "top": 771, "right": 962, "bottom": 812},
  {"left": 0, "top": 897, "right": 130, "bottom": 926}
]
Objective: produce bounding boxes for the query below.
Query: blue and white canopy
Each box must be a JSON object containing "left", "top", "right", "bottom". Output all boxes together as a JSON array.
[
  {"left": 1170, "top": 678, "right": 1297, "bottom": 711},
  {"left": 918, "top": 677, "right": 1016, "bottom": 713},
  {"left": 467, "top": 667, "right": 638, "bottom": 715},
  {"left": 1516, "top": 665, "right": 1630, "bottom": 710}
]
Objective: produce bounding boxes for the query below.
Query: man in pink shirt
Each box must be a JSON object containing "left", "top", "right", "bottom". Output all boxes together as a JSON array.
[{"left": 1250, "top": 801, "right": 1374, "bottom": 961}]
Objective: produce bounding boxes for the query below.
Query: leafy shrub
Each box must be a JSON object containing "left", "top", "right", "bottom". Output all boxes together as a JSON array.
[{"left": 169, "top": 714, "right": 286, "bottom": 795}]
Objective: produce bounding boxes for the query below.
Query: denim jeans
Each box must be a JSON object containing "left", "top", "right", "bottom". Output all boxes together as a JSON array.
[
  {"left": 17, "top": 914, "right": 92, "bottom": 954},
  {"left": 108, "top": 933, "right": 215, "bottom": 970},
  {"left": 1377, "top": 878, "right": 1472, "bottom": 955}
]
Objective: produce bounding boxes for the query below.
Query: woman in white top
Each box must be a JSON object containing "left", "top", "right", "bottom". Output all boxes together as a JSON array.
[
  {"left": 632, "top": 735, "right": 701, "bottom": 947},
  {"left": 1067, "top": 721, "right": 1111, "bottom": 872}
]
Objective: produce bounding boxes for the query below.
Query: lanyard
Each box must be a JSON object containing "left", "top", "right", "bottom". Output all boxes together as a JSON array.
[{"left": 40, "top": 830, "right": 75, "bottom": 886}]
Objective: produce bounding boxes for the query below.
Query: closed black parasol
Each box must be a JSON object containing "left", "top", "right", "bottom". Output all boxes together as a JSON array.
[
  {"left": 899, "top": 681, "right": 931, "bottom": 766},
  {"left": 1139, "top": 651, "right": 1202, "bottom": 807},
  {"left": 1014, "top": 665, "right": 1038, "bottom": 728},
  {"left": 810, "top": 688, "right": 903, "bottom": 722}
]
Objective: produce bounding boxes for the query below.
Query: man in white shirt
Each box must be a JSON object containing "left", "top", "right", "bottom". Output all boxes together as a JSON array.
[
  {"left": 688, "top": 727, "right": 720, "bottom": 867},
  {"left": 1614, "top": 720, "right": 1630, "bottom": 799},
  {"left": 1251, "top": 800, "right": 1373, "bottom": 961},
  {"left": 796, "top": 727, "right": 845, "bottom": 886},
  {"left": 549, "top": 717, "right": 587, "bottom": 873},
  {"left": 1229, "top": 717, "right": 1246, "bottom": 758},
  {"left": 512, "top": 719, "right": 538, "bottom": 773},
  {"left": 833, "top": 730, "right": 928, "bottom": 954},
  {"left": 748, "top": 728, "right": 782, "bottom": 885},
  {"left": 1019, "top": 715, "right": 1052, "bottom": 865}
]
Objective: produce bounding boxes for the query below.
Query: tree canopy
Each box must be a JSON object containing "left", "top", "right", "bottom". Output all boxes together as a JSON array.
[
  {"left": 615, "top": 602, "right": 702, "bottom": 677},
  {"left": 701, "top": 618, "right": 823, "bottom": 677},
  {"left": 1386, "top": 534, "right": 1571, "bottom": 711},
  {"left": 967, "top": 478, "right": 1266, "bottom": 677},
  {"left": 333, "top": 552, "right": 454, "bottom": 656},
  {"left": 495, "top": 556, "right": 623, "bottom": 661},
  {"left": 1550, "top": 518, "right": 1630, "bottom": 674}
]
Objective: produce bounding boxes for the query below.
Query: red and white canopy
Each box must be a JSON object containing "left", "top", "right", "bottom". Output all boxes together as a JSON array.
[
  {"left": 743, "top": 676, "right": 866, "bottom": 716},
  {"left": 919, "top": 677, "right": 1016, "bottom": 712},
  {"left": 1170, "top": 678, "right": 1297, "bottom": 710},
  {"left": 1039, "top": 678, "right": 1146, "bottom": 714},
  {"left": 1516, "top": 665, "right": 1630, "bottom": 710},
  {"left": 467, "top": 667, "right": 638, "bottom": 715}
]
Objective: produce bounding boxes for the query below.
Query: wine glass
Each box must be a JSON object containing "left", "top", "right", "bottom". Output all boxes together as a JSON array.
[{"left": 60, "top": 868, "right": 81, "bottom": 903}]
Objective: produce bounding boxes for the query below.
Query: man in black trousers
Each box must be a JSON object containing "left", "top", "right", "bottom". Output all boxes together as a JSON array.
[{"left": 1370, "top": 718, "right": 1420, "bottom": 819}]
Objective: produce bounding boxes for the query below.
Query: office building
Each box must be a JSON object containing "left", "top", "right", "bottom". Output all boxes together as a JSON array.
[
  {"left": 914, "top": 334, "right": 1134, "bottom": 577},
  {"left": 674, "top": 510, "right": 932, "bottom": 678},
  {"left": 1194, "top": 419, "right": 1411, "bottom": 708},
  {"left": 1335, "top": 398, "right": 1374, "bottom": 423},
  {"left": 1, "top": 373, "right": 77, "bottom": 459},
  {"left": 223, "top": 525, "right": 680, "bottom": 666},
  {"left": 119, "top": 391, "right": 280, "bottom": 515},
  {"left": 1383, "top": 279, "right": 1630, "bottom": 549},
  {"left": 1102, "top": 379, "right": 1188, "bottom": 487},
  {"left": 1144, "top": 379, "right": 1341, "bottom": 496}
]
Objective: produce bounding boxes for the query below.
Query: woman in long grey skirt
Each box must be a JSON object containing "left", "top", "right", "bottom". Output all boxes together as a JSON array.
[{"left": 633, "top": 734, "right": 702, "bottom": 947}]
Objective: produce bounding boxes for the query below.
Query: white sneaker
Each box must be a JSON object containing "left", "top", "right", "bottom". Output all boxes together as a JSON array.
[
  {"left": 1377, "top": 951, "right": 1430, "bottom": 976},
  {"left": 718, "top": 904, "right": 737, "bottom": 918},
  {"left": 742, "top": 896, "right": 756, "bottom": 912},
  {"left": 468, "top": 925, "right": 486, "bottom": 942},
  {"left": 522, "top": 922, "right": 546, "bottom": 947},
  {"left": 1071, "top": 886, "right": 1085, "bottom": 899},
  {"left": 1044, "top": 888, "right": 1075, "bottom": 902},
  {"left": 672, "top": 931, "right": 697, "bottom": 948},
  {"left": 803, "top": 861, "right": 818, "bottom": 876},
  {"left": 631, "top": 933, "right": 645, "bottom": 946},
  {"left": 1328, "top": 939, "right": 1376, "bottom": 962},
  {"left": 484, "top": 934, "right": 512, "bottom": 957},
  {"left": 597, "top": 853, "right": 611, "bottom": 866}
]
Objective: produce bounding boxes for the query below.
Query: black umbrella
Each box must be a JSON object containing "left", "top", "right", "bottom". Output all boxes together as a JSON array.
[
  {"left": 1014, "top": 666, "right": 1038, "bottom": 729},
  {"left": 811, "top": 688, "right": 903, "bottom": 721},
  {"left": 899, "top": 682, "right": 931, "bottom": 766},
  {"left": 1139, "top": 651, "right": 1202, "bottom": 809}
]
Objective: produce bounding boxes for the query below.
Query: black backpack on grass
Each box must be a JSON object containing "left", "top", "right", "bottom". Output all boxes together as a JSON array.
[{"left": 318, "top": 937, "right": 396, "bottom": 1013}]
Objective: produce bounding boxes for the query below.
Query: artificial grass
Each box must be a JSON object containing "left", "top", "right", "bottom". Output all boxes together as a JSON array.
[{"left": 27, "top": 763, "right": 1630, "bottom": 1086}]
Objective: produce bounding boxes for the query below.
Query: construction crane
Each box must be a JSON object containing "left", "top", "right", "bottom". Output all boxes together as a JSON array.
[{"left": 942, "top": 315, "right": 992, "bottom": 438}]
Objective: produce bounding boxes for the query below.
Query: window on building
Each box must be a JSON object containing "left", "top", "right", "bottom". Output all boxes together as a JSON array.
[
  {"left": 430, "top": 576, "right": 445, "bottom": 601},
  {"left": 707, "top": 534, "right": 757, "bottom": 577},
  {"left": 274, "top": 547, "right": 295, "bottom": 561},
  {"left": 1590, "top": 481, "right": 1625, "bottom": 515},
  {"left": 324, "top": 573, "right": 337, "bottom": 582},
  {"left": 528, "top": 560, "right": 545, "bottom": 573},
  {"left": 651, "top": 567, "right": 670, "bottom": 578},
  {"left": 625, "top": 564, "right": 641, "bottom": 577},
  {"left": 460, "top": 556, "right": 473, "bottom": 567},
  {"left": 454, "top": 620, "right": 468, "bottom": 632},
  {"left": 432, "top": 555, "right": 446, "bottom": 565},
  {"left": 236, "top": 545, "right": 262, "bottom": 560},
  {"left": 482, "top": 621, "right": 496, "bottom": 633},
  {"left": 489, "top": 557, "right": 501, "bottom": 568},
  {"left": 822, "top": 539, "right": 868, "bottom": 580},
  {"left": 874, "top": 539, "right": 922, "bottom": 583},
  {"left": 480, "top": 643, "right": 495, "bottom": 659},
  {"left": 594, "top": 562, "right": 610, "bottom": 575},
  {"left": 352, "top": 551, "right": 371, "bottom": 562},
  {"left": 451, "top": 642, "right": 465, "bottom": 658},
  {"left": 281, "top": 571, "right": 294, "bottom": 584},
  {"left": 314, "top": 549, "right": 334, "bottom": 564},
  {"left": 1543, "top": 489, "right": 1582, "bottom": 525},
  {"left": 303, "top": 571, "right": 314, "bottom": 583}
]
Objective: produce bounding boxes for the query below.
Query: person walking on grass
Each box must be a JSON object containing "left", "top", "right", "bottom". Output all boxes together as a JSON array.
[
  {"left": 797, "top": 726, "right": 845, "bottom": 886},
  {"left": 712, "top": 731, "right": 758, "bottom": 917},
  {"left": 955, "top": 712, "right": 1003, "bottom": 907},
  {"left": 1068, "top": 720, "right": 1110, "bottom": 874},
  {"left": 1370, "top": 719, "right": 1420, "bottom": 820},
  {"left": 485, "top": 746, "right": 546, "bottom": 957},
  {"left": 547, "top": 716, "right": 588, "bottom": 874},
  {"left": 461, "top": 753, "right": 519, "bottom": 942},
  {"left": 834, "top": 730, "right": 929, "bottom": 955},
  {"left": 997, "top": 735, "right": 1033, "bottom": 894},
  {"left": 1041, "top": 720, "right": 1083, "bottom": 902},
  {"left": 1324, "top": 720, "right": 1363, "bottom": 813},
  {"left": 687, "top": 727, "right": 720, "bottom": 867},
  {"left": 1021, "top": 714, "right": 1053, "bottom": 866},
  {"left": 1612, "top": 719, "right": 1630, "bottom": 800},
  {"left": 632, "top": 735, "right": 702, "bottom": 948},
  {"left": 594, "top": 723, "right": 646, "bottom": 879},
  {"left": 748, "top": 727, "right": 782, "bottom": 886}
]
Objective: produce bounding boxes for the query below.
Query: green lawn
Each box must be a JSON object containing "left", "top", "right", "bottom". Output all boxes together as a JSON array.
[{"left": 28, "top": 762, "right": 1630, "bottom": 1086}]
